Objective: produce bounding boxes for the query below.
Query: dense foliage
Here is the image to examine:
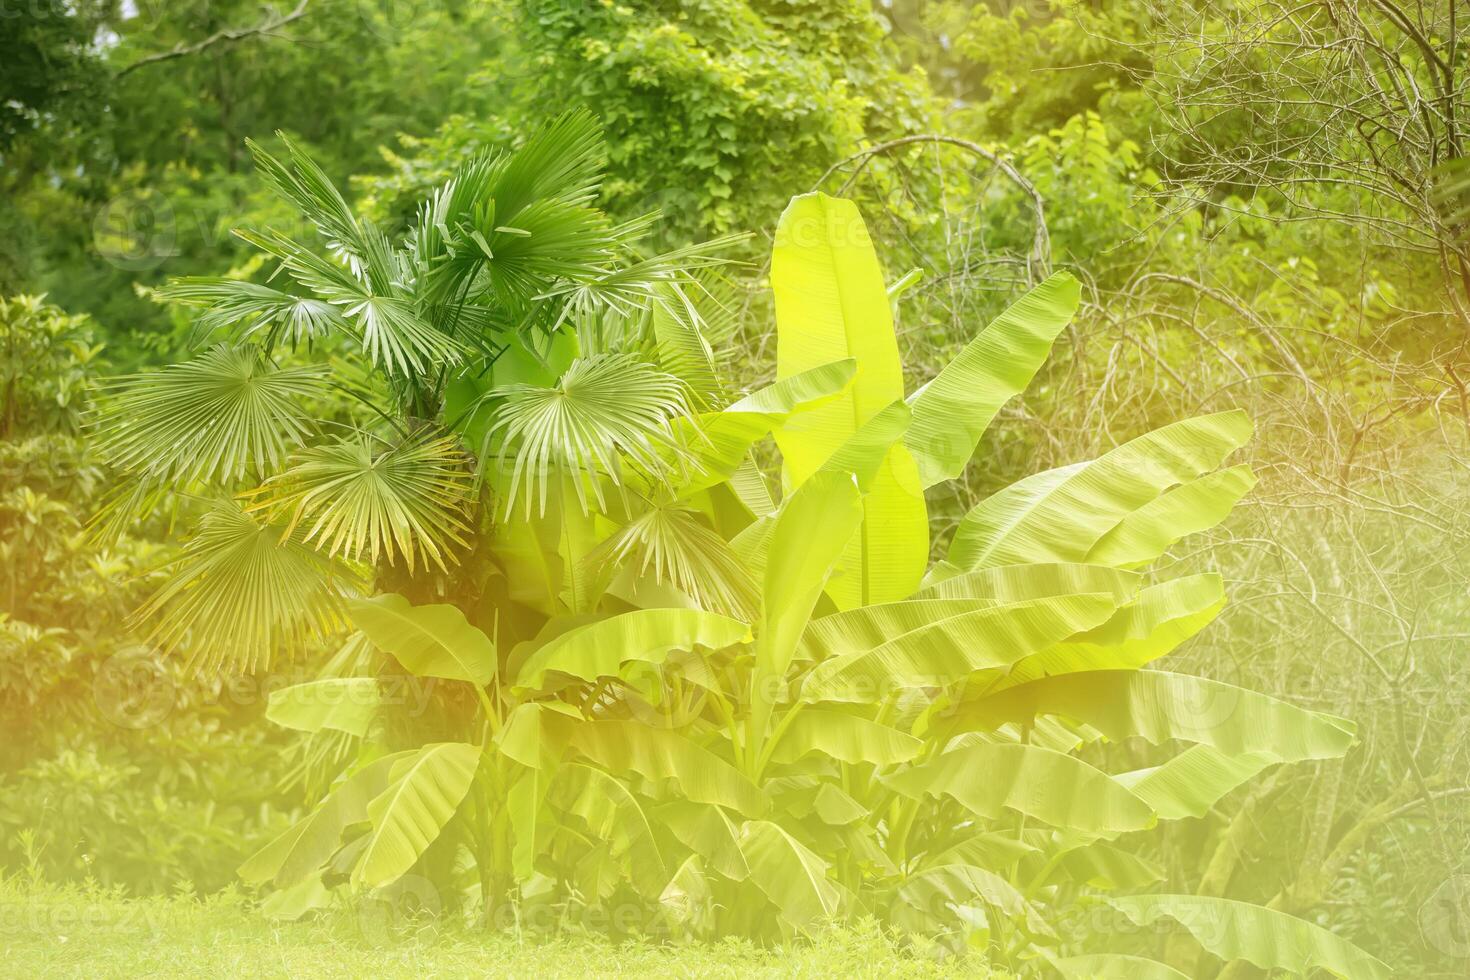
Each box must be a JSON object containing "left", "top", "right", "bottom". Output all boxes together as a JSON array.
[{"left": 2, "top": 1, "right": 1467, "bottom": 977}]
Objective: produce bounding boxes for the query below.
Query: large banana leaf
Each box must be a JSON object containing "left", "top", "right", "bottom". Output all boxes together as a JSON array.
[
  {"left": 738, "top": 819, "right": 847, "bottom": 928},
  {"left": 799, "top": 598, "right": 997, "bottom": 661},
  {"left": 1115, "top": 744, "right": 1277, "bottom": 820},
  {"left": 905, "top": 271, "right": 1080, "bottom": 487},
  {"left": 897, "top": 862, "right": 1052, "bottom": 937},
  {"left": 658, "top": 801, "right": 750, "bottom": 880},
  {"left": 1106, "top": 895, "right": 1391, "bottom": 980},
  {"left": 768, "top": 708, "right": 923, "bottom": 765},
  {"left": 513, "top": 608, "right": 750, "bottom": 691},
  {"left": 994, "top": 574, "right": 1225, "bottom": 691},
  {"left": 1051, "top": 839, "right": 1165, "bottom": 890},
  {"left": 947, "top": 411, "right": 1252, "bottom": 570},
  {"left": 914, "top": 561, "right": 1142, "bottom": 603},
  {"left": 887, "top": 742, "right": 1156, "bottom": 835},
  {"left": 801, "top": 593, "right": 1117, "bottom": 703},
  {"left": 675, "top": 359, "right": 858, "bottom": 494},
  {"left": 770, "top": 192, "right": 927, "bottom": 607},
  {"left": 544, "top": 716, "right": 766, "bottom": 817},
  {"left": 352, "top": 741, "right": 482, "bottom": 889},
  {"left": 557, "top": 764, "right": 669, "bottom": 898},
  {"left": 756, "top": 469, "right": 863, "bottom": 683},
  {"left": 238, "top": 752, "right": 409, "bottom": 886},
  {"left": 724, "top": 358, "right": 857, "bottom": 415},
  {"left": 1085, "top": 464, "right": 1256, "bottom": 567},
  {"left": 265, "top": 677, "right": 381, "bottom": 736},
  {"left": 348, "top": 593, "right": 496, "bottom": 686},
  {"left": 959, "top": 670, "right": 1356, "bottom": 762},
  {"left": 1053, "top": 954, "right": 1190, "bottom": 979}
]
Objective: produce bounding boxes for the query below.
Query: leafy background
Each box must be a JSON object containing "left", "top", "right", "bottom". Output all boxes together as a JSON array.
[{"left": 1, "top": 1, "right": 1468, "bottom": 977}]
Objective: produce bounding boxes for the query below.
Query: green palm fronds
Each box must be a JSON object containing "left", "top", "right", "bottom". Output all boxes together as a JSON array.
[
  {"left": 247, "top": 430, "right": 473, "bottom": 573},
  {"left": 159, "top": 277, "right": 347, "bottom": 349},
  {"left": 94, "top": 344, "right": 326, "bottom": 487},
  {"left": 134, "top": 501, "right": 355, "bottom": 673},
  {"left": 590, "top": 502, "right": 758, "bottom": 619},
  {"left": 486, "top": 353, "right": 693, "bottom": 518}
]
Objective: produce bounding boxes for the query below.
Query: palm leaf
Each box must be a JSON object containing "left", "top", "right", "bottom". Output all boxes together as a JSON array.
[
  {"left": 134, "top": 501, "right": 352, "bottom": 672},
  {"left": 587, "top": 503, "right": 759, "bottom": 619},
  {"left": 95, "top": 344, "right": 325, "bottom": 486},
  {"left": 486, "top": 353, "right": 693, "bottom": 518},
  {"left": 160, "top": 277, "right": 347, "bottom": 348},
  {"left": 247, "top": 430, "right": 473, "bottom": 573}
]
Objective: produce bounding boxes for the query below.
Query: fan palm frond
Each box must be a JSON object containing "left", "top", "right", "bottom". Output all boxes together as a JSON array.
[
  {"left": 236, "top": 226, "right": 465, "bottom": 380},
  {"left": 94, "top": 344, "right": 326, "bottom": 486},
  {"left": 245, "top": 430, "right": 474, "bottom": 573},
  {"left": 409, "top": 109, "right": 615, "bottom": 306},
  {"left": 160, "top": 277, "right": 347, "bottom": 349},
  {"left": 485, "top": 353, "right": 693, "bottom": 518},
  {"left": 246, "top": 133, "right": 366, "bottom": 271},
  {"left": 590, "top": 502, "right": 758, "bottom": 620},
  {"left": 134, "top": 501, "right": 356, "bottom": 673}
]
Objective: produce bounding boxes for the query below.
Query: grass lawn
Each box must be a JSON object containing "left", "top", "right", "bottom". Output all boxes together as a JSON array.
[{"left": 1, "top": 879, "right": 1003, "bottom": 978}]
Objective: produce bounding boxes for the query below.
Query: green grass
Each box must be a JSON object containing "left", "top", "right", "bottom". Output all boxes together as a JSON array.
[{"left": 0, "top": 879, "right": 1002, "bottom": 979}]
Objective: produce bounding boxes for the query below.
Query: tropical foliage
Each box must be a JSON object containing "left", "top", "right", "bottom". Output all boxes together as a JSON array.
[{"left": 92, "top": 120, "right": 1391, "bottom": 977}]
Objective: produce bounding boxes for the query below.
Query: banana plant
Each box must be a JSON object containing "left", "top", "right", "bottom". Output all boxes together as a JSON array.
[{"left": 237, "top": 192, "right": 1387, "bottom": 978}]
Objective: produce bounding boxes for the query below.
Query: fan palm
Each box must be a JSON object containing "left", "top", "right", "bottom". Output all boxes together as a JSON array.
[{"left": 97, "top": 110, "right": 738, "bottom": 671}]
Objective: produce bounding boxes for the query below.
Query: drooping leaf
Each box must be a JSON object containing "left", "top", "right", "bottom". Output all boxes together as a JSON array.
[
  {"left": 1115, "top": 745, "right": 1277, "bottom": 820},
  {"left": 349, "top": 593, "right": 497, "bottom": 686},
  {"left": 352, "top": 742, "right": 482, "bottom": 889},
  {"left": 886, "top": 742, "right": 1156, "bottom": 835},
  {"left": 799, "top": 598, "right": 998, "bottom": 661},
  {"left": 801, "top": 593, "right": 1116, "bottom": 703},
  {"left": 905, "top": 271, "right": 1080, "bottom": 487},
  {"left": 1053, "top": 954, "right": 1190, "bottom": 980},
  {"left": 947, "top": 412, "right": 1252, "bottom": 571},
  {"left": 898, "top": 863, "right": 1052, "bottom": 938},
  {"left": 546, "top": 717, "right": 764, "bottom": 816},
  {"left": 266, "top": 678, "right": 381, "bottom": 737},
  {"left": 957, "top": 670, "right": 1356, "bottom": 762},
  {"left": 239, "top": 753, "right": 409, "bottom": 887},
  {"left": 1105, "top": 895, "right": 1391, "bottom": 980},
  {"left": 1086, "top": 464, "right": 1256, "bottom": 567},
  {"left": 514, "top": 608, "right": 749, "bottom": 691},
  {"left": 993, "top": 574, "right": 1225, "bottom": 691},
  {"left": 658, "top": 801, "right": 750, "bottom": 881},
  {"left": 738, "top": 820, "right": 847, "bottom": 928},
  {"left": 134, "top": 501, "right": 351, "bottom": 672},
  {"left": 768, "top": 708, "right": 923, "bottom": 766},
  {"left": 914, "top": 561, "right": 1142, "bottom": 603}
]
